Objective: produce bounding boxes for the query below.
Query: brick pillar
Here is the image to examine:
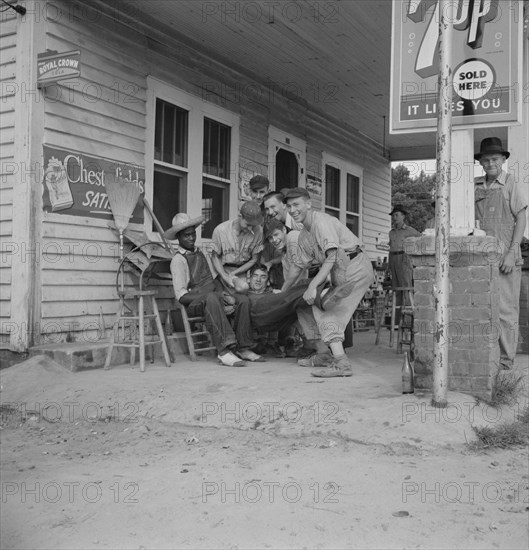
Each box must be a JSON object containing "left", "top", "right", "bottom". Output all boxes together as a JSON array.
[{"left": 406, "top": 235, "right": 500, "bottom": 399}]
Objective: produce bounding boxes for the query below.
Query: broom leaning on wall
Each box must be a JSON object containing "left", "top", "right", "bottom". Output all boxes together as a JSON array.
[{"left": 104, "top": 175, "right": 142, "bottom": 292}]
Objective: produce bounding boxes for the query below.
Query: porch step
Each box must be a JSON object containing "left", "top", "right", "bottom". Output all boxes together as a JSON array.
[{"left": 29, "top": 333, "right": 195, "bottom": 372}]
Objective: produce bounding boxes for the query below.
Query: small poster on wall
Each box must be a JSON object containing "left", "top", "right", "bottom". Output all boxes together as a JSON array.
[
  {"left": 306, "top": 174, "right": 322, "bottom": 196},
  {"left": 42, "top": 146, "right": 145, "bottom": 223}
]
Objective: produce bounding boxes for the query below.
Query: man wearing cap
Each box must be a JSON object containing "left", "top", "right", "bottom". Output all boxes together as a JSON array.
[
  {"left": 248, "top": 174, "right": 270, "bottom": 204},
  {"left": 474, "top": 137, "right": 528, "bottom": 370},
  {"left": 263, "top": 191, "right": 303, "bottom": 232},
  {"left": 210, "top": 200, "right": 265, "bottom": 291},
  {"left": 283, "top": 187, "right": 375, "bottom": 377},
  {"left": 264, "top": 218, "right": 327, "bottom": 358},
  {"left": 167, "top": 213, "right": 260, "bottom": 367},
  {"left": 388, "top": 206, "right": 421, "bottom": 320}
]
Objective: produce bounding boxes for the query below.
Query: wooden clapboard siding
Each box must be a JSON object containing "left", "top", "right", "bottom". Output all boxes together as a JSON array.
[
  {"left": 29, "top": 0, "right": 391, "bottom": 344},
  {"left": 0, "top": 11, "right": 17, "bottom": 344}
]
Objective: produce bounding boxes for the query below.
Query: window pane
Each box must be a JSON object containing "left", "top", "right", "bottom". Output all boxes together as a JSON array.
[
  {"left": 347, "top": 173, "right": 360, "bottom": 213},
  {"left": 153, "top": 169, "right": 185, "bottom": 233},
  {"left": 203, "top": 118, "right": 231, "bottom": 179},
  {"left": 346, "top": 214, "right": 359, "bottom": 236},
  {"left": 155, "top": 99, "right": 188, "bottom": 167},
  {"left": 325, "top": 208, "right": 340, "bottom": 219},
  {"left": 202, "top": 179, "right": 228, "bottom": 239},
  {"left": 325, "top": 165, "right": 340, "bottom": 208}
]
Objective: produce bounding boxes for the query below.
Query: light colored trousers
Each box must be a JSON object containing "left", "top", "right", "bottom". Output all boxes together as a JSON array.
[
  {"left": 498, "top": 265, "right": 522, "bottom": 367},
  {"left": 313, "top": 253, "right": 375, "bottom": 344}
]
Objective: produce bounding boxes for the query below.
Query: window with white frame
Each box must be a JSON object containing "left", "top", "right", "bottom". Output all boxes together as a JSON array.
[
  {"left": 146, "top": 77, "right": 240, "bottom": 240},
  {"left": 323, "top": 153, "right": 362, "bottom": 238}
]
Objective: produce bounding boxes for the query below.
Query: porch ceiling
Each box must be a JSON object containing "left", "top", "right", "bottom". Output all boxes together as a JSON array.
[{"left": 109, "top": 0, "right": 507, "bottom": 162}]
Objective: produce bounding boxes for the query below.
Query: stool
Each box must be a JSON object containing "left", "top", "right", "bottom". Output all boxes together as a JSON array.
[
  {"left": 175, "top": 302, "right": 216, "bottom": 361},
  {"left": 104, "top": 290, "right": 172, "bottom": 372},
  {"left": 375, "top": 287, "right": 413, "bottom": 349}
]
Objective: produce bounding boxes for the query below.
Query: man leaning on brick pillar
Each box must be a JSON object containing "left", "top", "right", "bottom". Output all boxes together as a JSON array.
[{"left": 474, "top": 137, "right": 528, "bottom": 370}]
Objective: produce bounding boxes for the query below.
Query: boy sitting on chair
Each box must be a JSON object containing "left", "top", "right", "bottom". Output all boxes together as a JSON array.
[{"left": 167, "top": 213, "right": 264, "bottom": 366}]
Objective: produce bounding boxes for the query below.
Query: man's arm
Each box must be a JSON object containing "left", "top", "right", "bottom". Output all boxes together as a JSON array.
[
  {"left": 500, "top": 208, "right": 527, "bottom": 272},
  {"left": 171, "top": 255, "right": 191, "bottom": 302},
  {"left": 282, "top": 264, "right": 304, "bottom": 291},
  {"left": 230, "top": 253, "right": 259, "bottom": 278},
  {"left": 303, "top": 248, "right": 337, "bottom": 305},
  {"left": 211, "top": 252, "right": 235, "bottom": 288}
]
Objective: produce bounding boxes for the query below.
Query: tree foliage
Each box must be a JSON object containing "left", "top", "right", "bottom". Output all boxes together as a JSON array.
[{"left": 391, "top": 164, "right": 436, "bottom": 232}]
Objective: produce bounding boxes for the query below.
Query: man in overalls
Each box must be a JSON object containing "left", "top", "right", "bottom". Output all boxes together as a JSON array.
[
  {"left": 168, "top": 213, "right": 260, "bottom": 366},
  {"left": 474, "top": 138, "right": 528, "bottom": 370},
  {"left": 388, "top": 206, "right": 421, "bottom": 324}
]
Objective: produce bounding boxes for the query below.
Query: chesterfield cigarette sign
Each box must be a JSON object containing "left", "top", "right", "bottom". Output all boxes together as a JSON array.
[
  {"left": 390, "top": 0, "right": 522, "bottom": 133},
  {"left": 37, "top": 50, "right": 81, "bottom": 87}
]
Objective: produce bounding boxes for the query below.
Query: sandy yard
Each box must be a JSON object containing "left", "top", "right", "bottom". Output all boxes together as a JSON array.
[{"left": 1, "top": 333, "right": 528, "bottom": 550}]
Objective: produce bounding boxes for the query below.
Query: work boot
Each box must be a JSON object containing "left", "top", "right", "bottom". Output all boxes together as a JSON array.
[
  {"left": 297, "top": 352, "right": 333, "bottom": 368},
  {"left": 311, "top": 354, "right": 353, "bottom": 377}
]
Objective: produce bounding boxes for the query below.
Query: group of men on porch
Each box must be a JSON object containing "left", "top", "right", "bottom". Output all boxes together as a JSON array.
[
  {"left": 168, "top": 175, "right": 374, "bottom": 377},
  {"left": 167, "top": 137, "right": 526, "bottom": 376}
]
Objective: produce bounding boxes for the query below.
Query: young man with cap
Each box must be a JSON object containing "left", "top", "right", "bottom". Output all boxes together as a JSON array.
[
  {"left": 264, "top": 218, "right": 327, "bottom": 358},
  {"left": 261, "top": 191, "right": 304, "bottom": 289},
  {"left": 474, "top": 137, "right": 528, "bottom": 370},
  {"left": 210, "top": 200, "right": 265, "bottom": 292},
  {"left": 263, "top": 191, "right": 303, "bottom": 231},
  {"left": 388, "top": 206, "right": 421, "bottom": 321},
  {"left": 248, "top": 174, "right": 270, "bottom": 204},
  {"left": 283, "top": 187, "right": 375, "bottom": 377},
  {"left": 167, "top": 213, "right": 261, "bottom": 366}
]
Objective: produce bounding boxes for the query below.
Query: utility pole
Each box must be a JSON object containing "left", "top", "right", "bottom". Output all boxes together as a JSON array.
[{"left": 432, "top": 0, "right": 453, "bottom": 408}]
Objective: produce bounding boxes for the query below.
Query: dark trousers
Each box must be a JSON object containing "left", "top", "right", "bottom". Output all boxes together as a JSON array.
[
  {"left": 187, "top": 291, "right": 254, "bottom": 354},
  {"left": 249, "top": 281, "right": 311, "bottom": 333}
]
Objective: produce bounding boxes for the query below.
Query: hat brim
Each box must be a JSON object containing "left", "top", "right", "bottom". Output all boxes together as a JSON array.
[
  {"left": 474, "top": 151, "right": 510, "bottom": 161},
  {"left": 389, "top": 209, "right": 407, "bottom": 216},
  {"left": 164, "top": 215, "right": 204, "bottom": 240}
]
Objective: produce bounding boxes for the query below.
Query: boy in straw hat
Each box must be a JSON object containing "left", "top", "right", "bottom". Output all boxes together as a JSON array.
[
  {"left": 474, "top": 137, "right": 528, "bottom": 370},
  {"left": 166, "top": 213, "right": 263, "bottom": 366}
]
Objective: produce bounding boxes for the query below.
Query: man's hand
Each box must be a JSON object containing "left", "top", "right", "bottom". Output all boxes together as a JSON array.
[
  {"left": 303, "top": 284, "right": 318, "bottom": 305},
  {"left": 224, "top": 273, "right": 236, "bottom": 289},
  {"left": 499, "top": 249, "right": 516, "bottom": 273}
]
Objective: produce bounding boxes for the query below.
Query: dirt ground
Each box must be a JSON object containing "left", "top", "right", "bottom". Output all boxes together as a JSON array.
[{"left": 1, "top": 333, "right": 528, "bottom": 550}]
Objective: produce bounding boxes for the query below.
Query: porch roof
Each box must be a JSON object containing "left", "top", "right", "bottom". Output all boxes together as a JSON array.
[{"left": 101, "top": 0, "right": 507, "bottom": 162}]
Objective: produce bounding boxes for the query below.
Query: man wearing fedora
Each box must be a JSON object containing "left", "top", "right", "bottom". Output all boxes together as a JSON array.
[
  {"left": 474, "top": 137, "right": 527, "bottom": 370},
  {"left": 167, "top": 213, "right": 259, "bottom": 367},
  {"left": 388, "top": 206, "right": 421, "bottom": 322}
]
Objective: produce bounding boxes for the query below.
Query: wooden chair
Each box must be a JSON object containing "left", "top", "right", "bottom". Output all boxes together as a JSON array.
[
  {"left": 174, "top": 302, "right": 216, "bottom": 361},
  {"left": 375, "top": 286, "right": 414, "bottom": 351},
  {"left": 104, "top": 288, "right": 171, "bottom": 372},
  {"left": 104, "top": 237, "right": 173, "bottom": 372}
]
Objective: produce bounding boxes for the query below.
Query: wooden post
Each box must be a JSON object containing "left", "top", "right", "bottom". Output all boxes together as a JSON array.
[
  {"left": 432, "top": 0, "right": 453, "bottom": 408},
  {"left": 9, "top": 2, "right": 45, "bottom": 351}
]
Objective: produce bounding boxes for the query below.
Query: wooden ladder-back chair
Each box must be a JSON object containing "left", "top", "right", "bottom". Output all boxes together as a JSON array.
[{"left": 375, "top": 286, "right": 415, "bottom": 353}]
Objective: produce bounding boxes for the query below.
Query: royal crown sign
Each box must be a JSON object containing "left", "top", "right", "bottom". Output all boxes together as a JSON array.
[
  {"left": 37, "top": 50, "right": 81, "bottom": 87},
  {"left": 390, "top": 0, "right": 522, "bottom": 133}
]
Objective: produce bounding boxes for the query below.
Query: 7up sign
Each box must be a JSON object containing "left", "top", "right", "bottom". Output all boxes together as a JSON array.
[{"left": 390, "top": 0, "right": 523, "bottom": 133}]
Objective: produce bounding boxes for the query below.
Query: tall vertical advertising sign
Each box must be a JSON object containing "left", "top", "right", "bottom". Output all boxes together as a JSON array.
[{"left": 390, "top": 0, "right": 523, "bottom": 133}]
